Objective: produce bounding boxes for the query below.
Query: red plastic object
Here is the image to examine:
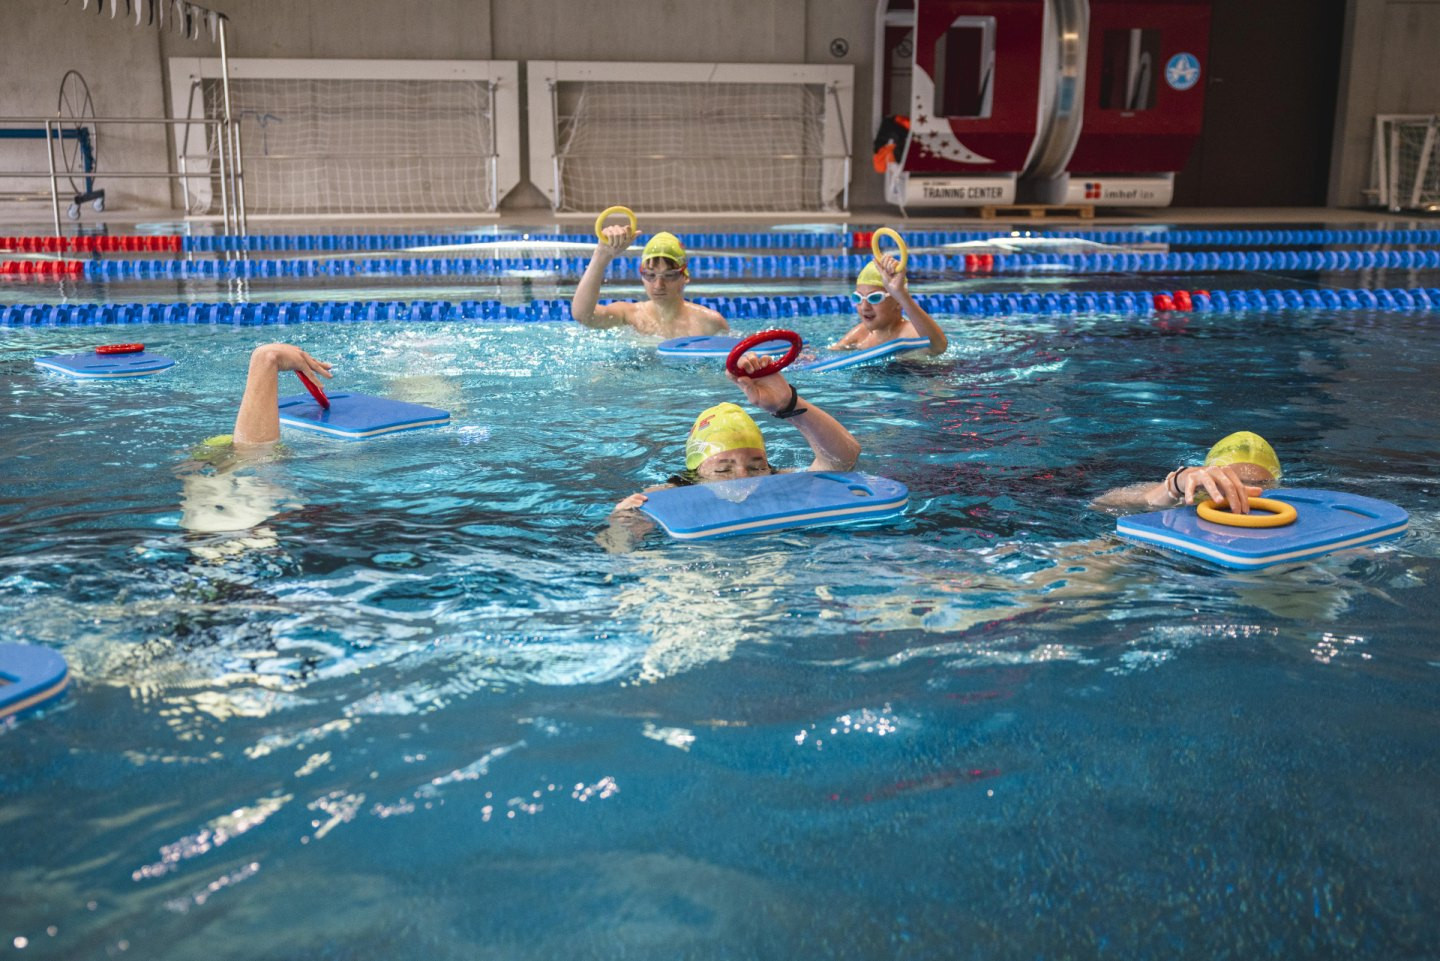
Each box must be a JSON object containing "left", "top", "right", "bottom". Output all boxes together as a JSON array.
[
  {"left": 1172, "top": 290, "right": 1193, "bottom": 310},
  {"left": 96, "top": 343, "right": 144, "bottom": 354},
  {"left": 1153, "top": 293, "right": 1175, "bottom": 311},
  {"left": 296, "top": 371, "right": 331, "bottom": 410},
  {"left": 725, "top": 330, "right": 804, "bottom": 379}
]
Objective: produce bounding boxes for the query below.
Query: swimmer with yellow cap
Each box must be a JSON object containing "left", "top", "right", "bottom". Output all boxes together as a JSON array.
[
  {"left": 600, "top": 350, "right": 861, "bottom": 551},
  {"left": 1093, "top": 429, "right": 1284, "bottom": 514},
  {"left": 830, "top": 248, "right": 947, "bottom": 356},
  {"left": 571, "top": 217, "right": 729, "bottom": 337}
]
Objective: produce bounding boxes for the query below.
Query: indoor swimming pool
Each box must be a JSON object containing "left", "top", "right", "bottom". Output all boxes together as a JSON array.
[{"left": 2, "top": 224, "right": 1438, "bottom": 959}]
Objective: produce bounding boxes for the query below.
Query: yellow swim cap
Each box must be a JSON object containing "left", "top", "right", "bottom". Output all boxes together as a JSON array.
[
  {"left": 641, "top": 231, "right": 688, "bottom": 270},
  {"left": 1204, "top": 430, "right": 1282, "bottom": 481},
  {"left": 685, "top": 402, "right": 765, "bottom": 471},
  {"left": 856, "top": 261, "right": 885, "bottom": 288}
]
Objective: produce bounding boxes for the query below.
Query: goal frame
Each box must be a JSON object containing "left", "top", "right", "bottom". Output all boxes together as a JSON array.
[
  {"left": 167, "top": 57, "right": 521, "bottom": 220},
  {"left": 525, "top": 60, "right": 854, "bottom": 217}
]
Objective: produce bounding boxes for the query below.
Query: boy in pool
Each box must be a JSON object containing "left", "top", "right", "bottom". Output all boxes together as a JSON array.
[
  {"left": 571, "top": 227, "right": 729, "bottom": 337},
  {"left": 829, "top": 254, "right": 947, "bottom": 355},
  {"left": 1090, "top": 430, "right": 1283, "bottom": 515},
  {"left": 599, "top": 351, "right": 859, "bottom": 551}
]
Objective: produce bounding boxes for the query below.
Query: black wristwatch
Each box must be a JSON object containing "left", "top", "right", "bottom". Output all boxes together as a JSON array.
[{"left": 772, "top": 384, "right": 808, "bottom": 419}]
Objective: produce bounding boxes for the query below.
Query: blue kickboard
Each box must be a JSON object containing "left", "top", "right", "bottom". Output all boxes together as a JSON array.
[
  {"left": 656, "top": 335, "right": 798, "bottom": 359},
  {"left": 639, "top": 471, "right": 909, "bottom": 540},
  {"left": 1115, "top": 488, "right": 1409, "bottom": 570},
  {"left": 792, "top": 337, "right": 932, "bottom": 373},
  {"left": 34, "top": 350, "right": 175, "bottom": 378},
  {"left": 278, "top": 391, "right": 450, "bottom": 439},
  {"left": 0, "top": 643, "right": 70, "bottom": 721}
]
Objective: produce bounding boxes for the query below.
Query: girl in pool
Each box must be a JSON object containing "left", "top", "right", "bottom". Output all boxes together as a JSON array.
[
  {"left": 571, "top": 227, "right": 729, "bottom": 337},
  {"left": 1091, "top": 430, "right": 1282, "bottom": 515},
  {"left": 828, "top": 253, "right": 947, "bottom": 356},
  {"left": 599, "top": 351, "right": 859, "bottom": 551}
]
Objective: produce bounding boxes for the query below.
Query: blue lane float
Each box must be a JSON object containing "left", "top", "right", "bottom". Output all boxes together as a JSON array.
[
  {"left": 175, "top": 228, "right": 1440, "bottom": 253},
  {"left": 639, "top": 471, "right": 909, "bottom": 540},
  {"left": 5, "top": 287, "right": 1440, "bottom": 329},
  {"left": 1115, "top": 489, "right": 1409, "bottom": 570},
  {"left": 33, "top": 348, "right": 175, "bottom": 378},
  {"left": 81, "top": 245, "right": 1440, "bottom": 282},
  {"left": 277, "top": 392, "right": 451, "bottom": 440},
  {"left": 0, "top": 643, "right": 70, "bottom": 721}
]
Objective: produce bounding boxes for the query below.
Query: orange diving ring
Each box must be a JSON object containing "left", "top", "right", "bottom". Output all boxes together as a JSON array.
[{"left": 1196, "top": 497, "right": 1298, "bottom": 528}]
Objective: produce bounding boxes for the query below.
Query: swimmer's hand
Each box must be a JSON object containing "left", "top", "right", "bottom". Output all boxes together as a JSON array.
[
  {"left": 600, "top": 493, "right": 653, "bottom": 553},
  {"left": 595, "top": 224, "right": 636, "bottom": 261},
  {"left": 875, "top": 253, "right": 909, "bottom": 297},
  {"left": 612, "top": 493, "right": 649, "bottom": 512},
  {"left": 254, "top": 343, "right": 333, "bottom": 383},
  {"left": 726, "top": 351, "right": 793, "bottom": 413},
  {"left": 1176, "top": 465, "right": 1262, "bottom": 513}
]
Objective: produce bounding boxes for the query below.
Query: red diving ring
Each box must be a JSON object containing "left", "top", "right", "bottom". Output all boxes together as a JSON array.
[
  {"left": 726, "top": 330, "right": 803, "bottom": 379},
  {"left": 96, "top": 343, "right": 144, "bottom": 354},
  {"left": 296, "top": 371, "right": 331, "bottom": 410}
]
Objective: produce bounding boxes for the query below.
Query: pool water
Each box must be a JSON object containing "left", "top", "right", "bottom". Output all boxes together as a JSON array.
[{"left": 2, "top": 305, "right": 1438, "bottom": 959}]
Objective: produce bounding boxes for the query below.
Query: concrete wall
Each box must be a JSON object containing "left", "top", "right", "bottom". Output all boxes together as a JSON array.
[
  {"left": 1329, "top": 0, "right": 1440, "bottom": 207},
  {"left": 4, "top": 0, "right": 1436, "bottom": 216},
  {"left": 1, "top": 0, "right": 176, "bottom": 210}
]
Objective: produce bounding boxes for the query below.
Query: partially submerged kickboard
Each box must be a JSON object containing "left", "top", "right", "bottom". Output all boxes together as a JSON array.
[
  {"left": 1116, "top": 488, "right": 1409, "bottom": 569},
  {"left": 277, "top": 392, "right": 450, "bottom": 439},
  {"left": 639, "top": 471, "right": 909, "bottom": 539}
]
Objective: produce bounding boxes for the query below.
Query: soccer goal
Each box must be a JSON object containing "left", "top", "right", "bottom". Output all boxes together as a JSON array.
[
  {"left": 1370, "top": 114, "right": 1440, "bottom": 212},
  {"left": 168, "top": 58, "right": 521, "bottom": 218},
  {"left": 527, "top": 61, "right": 854, "bottom": 215}
]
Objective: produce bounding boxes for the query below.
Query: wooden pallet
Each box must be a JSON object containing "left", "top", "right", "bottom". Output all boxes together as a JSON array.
[{"left": 979, "top": 204, "right": 1096, "bottom": 220}]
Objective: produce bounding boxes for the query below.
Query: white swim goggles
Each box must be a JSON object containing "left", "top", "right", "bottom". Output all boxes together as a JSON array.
[{"left": 851, "top": 290, "right": 889, "bottom": 305}]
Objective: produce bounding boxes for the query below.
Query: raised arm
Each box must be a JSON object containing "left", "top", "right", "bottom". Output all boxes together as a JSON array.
[
  {"left": 878, "top": 254, "right": 947, "bottom": 355},
  {"left": 233, "top": 343, "right": 333, "bottom": 446},
  {"left": 728, "top": 353, "right": 860, "bottom": 472},
  {"left": 571, "top": 224, "right": 638, "bottom": 329}
]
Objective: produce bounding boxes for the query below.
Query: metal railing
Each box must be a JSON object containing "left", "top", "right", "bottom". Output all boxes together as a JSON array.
[
  {"left": 0, "top": 116, "right": 241, "bottom": 236},
  {"left": 0, "top": 10, "right": 243, "bottom": 236}
]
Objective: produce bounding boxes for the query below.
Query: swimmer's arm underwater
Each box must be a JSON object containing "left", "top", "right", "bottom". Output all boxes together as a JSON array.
[
  {"left": 571, "top": 224, "right": 638, "bottom": 329},
  {"left": 232, "top": 343, "right": 333, "bottom": 446}
]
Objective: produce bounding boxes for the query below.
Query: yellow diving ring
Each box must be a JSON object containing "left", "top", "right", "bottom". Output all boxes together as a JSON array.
[
  {"left": 594, "top": 205, "right": 638, "bottom": 242},
  {"left": 870, "top": 227, "right": 908, "bottom": 273},
  {"left": 1196, "top": 497, "right": 1298, "bottom": 528}
]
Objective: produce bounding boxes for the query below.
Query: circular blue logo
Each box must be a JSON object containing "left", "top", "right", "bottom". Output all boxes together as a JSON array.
[{"left": 1165, "top": 53, "right": 1201, "bottom": 91}]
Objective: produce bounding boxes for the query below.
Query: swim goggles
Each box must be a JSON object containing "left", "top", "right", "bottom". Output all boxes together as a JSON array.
[
  {"left": 640, "top": 269, "right": 686, "bottom": 283},
  {"left": 851, "top": 290, "right": 889, "bottom": 305}
]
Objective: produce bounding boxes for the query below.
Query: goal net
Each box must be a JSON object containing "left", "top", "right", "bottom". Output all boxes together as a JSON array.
[
  {"left": 170, "top": 59, "right": 520, "bottom": 218},
  {"left": 529, "top": 62, "right": 853, "bottom": 215},
  {"left": 1371, "top": 115, "right": 1440, "bottom": 212}
]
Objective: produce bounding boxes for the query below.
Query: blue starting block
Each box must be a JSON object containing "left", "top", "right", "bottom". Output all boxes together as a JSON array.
[
  {"left": 639, "top": 470, "right": 909, "bottom": 540},
  {"left": 1116, "top": 488, "right": 1409, "bottom": 569},
  {"left": 34, "top": 350, "right": 175, "bottom": 379},
  {"left": 277, "top": 391, "right": 450, "bottom": 440},
  {"left": 0, "top": 643, "right": 70, "bottom": 721}
]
